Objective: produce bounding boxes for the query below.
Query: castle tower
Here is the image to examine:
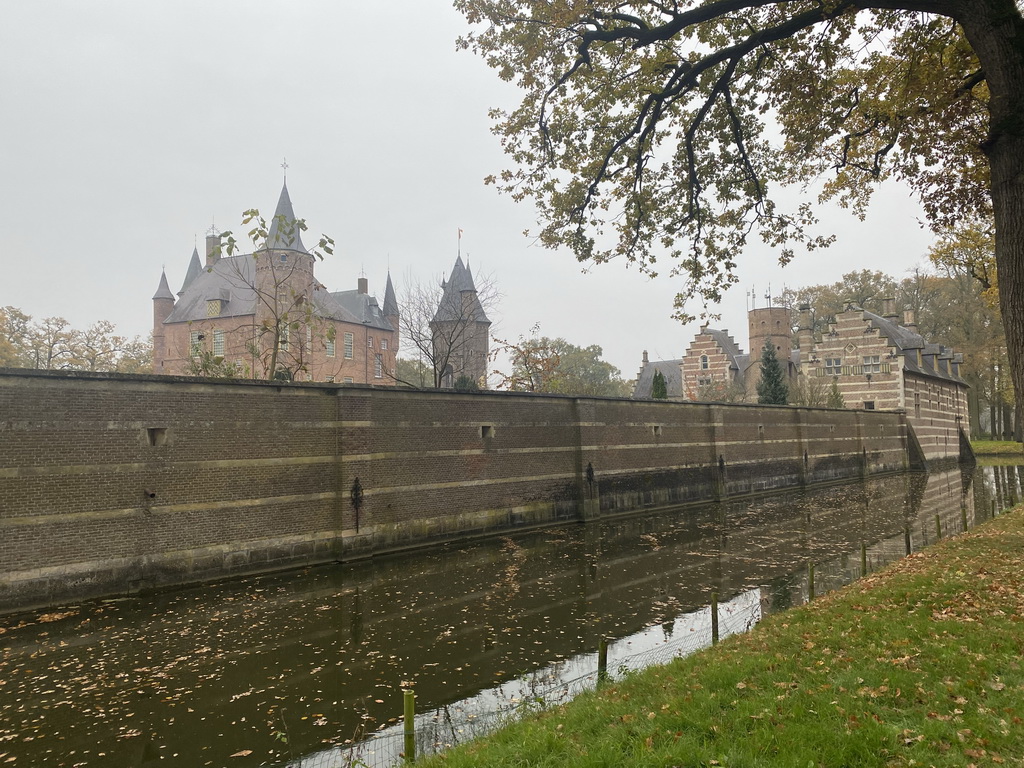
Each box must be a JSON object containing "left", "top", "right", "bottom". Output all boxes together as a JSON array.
[
  {"left": 747, "top": 305, "right": 793, "bottom": 391},
  {"left": 430, "top": 255, "right": 490, "bottom": 388},
  {"left": 255, "top": 183, "right": 317, "bottom": 377},
  {"left": 152, "top": 270, "right": 175, "bottom": 371}
]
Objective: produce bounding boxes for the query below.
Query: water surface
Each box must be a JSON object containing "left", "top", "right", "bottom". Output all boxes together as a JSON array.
[{"left": 0, "top": 462, "right": 1008, "bottom": 767}]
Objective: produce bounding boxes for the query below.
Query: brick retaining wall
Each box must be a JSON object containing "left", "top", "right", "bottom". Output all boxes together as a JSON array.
[{"left": 0, "top": 369, "right": 925, "bottom": 613}]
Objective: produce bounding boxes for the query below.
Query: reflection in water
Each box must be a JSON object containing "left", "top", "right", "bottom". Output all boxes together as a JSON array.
[{"left": 0, "top": 463, "right": 1010, "bottom": 768}]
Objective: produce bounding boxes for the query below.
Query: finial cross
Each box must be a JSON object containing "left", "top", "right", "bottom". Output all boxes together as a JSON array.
[{"left": 281, "top": 157, "right": 289, "bottom": 179}]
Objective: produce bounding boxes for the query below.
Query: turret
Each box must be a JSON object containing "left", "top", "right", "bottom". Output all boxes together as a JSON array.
[{"left": 152, "top": 270, "right": 175, "bottom": 371}]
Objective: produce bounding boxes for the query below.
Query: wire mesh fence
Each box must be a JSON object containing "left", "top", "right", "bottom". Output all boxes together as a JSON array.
[{"left": 268, "top": 589, "right": 765, "bottom": 768}]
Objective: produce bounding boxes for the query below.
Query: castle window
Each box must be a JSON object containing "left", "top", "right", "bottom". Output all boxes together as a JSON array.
[
  {"left": 863, "top": 355, "right": 881, "bottom": 373},
  {"left": 381, "top": 338, "right": 388, "bottom": 351},
  {"left": 306, "top": 327, "right": 312, "bottom": 347},
  {"left": 481, "top": 425, "right": 495, "bottom": 438},
  {"left": 280, "top": 253, "right": 288, "bottom": 263},
  {"left": 824, "top": 357, "right": 841, "bottom": 376},
  {"left": 206, "top": 299, "right": 222, "bottom": 317},
  {"left": 344, "top": 332, "right": 354, "bottom": 359},
  {"left": 279, "top": 325, "right": 289, "bottom": 351},
  {"left": 374, "top": 354, "right": 383, "bottom": 379},
  {"left": 700, "top": 354, "right": 709, "bottom": 370},
  {"left": 863, "top": 401, "right": 876, "bottom": 410},
  {"left": 914, "top": 392, "right": 921, "bottom": 418},
  {"left": 326, "top": 375, "right": 335, "bottom": 383},
  {"left": 326, "top": 338, "right": 336, "bottom": 358},
  {"left": 343, "top": 377, "right": 353, "bottom": 383},
  {"left": 367, "top": 335, "right": 374, "bottom": 348},
  {"left": 212, "top": 329, "right": 225, "bottom": 357},
  {"left": 189, "top": 331, "right": 202, "bottom": 357}
]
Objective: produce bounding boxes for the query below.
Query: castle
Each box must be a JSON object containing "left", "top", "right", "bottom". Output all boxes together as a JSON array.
[
  {"left": 152, "top": 182, "right": 490, "bottom": 387},
  {"left": 152, "top": 183, "right": 399, "bottom": 383},
  {"left": 635, "top": 302, "right": 970, "bottom": 460}
]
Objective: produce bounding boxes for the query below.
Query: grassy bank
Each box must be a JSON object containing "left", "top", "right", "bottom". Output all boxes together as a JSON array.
[
  {"left": 972, "top": 439, "right": 1024, "bottom": 457},
  {"left": 424, "top": 508, "right": 1024, "bottom": 768}
]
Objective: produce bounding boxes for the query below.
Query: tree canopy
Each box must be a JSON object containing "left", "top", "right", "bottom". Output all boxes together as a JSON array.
[
  {"left": 494, "top": 332, "right": 632, "bottom": 396},
  {"left": 0, "top": 306, "right": 151, "bottom": 373},
  {"left": 457, "top": 0, "right": 1024, "bottom": 435}
]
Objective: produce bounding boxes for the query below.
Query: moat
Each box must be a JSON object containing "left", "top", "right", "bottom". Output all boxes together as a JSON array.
[{"left": 1, "top": 461, "right": 1017, "bottom": 768}]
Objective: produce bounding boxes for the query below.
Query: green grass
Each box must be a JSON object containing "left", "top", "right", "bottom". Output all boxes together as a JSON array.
[
  {"left": 971, "top": 439, "right": 1024, "bottom": 456},
  {"left": 423, "top": 508, "right": 1024, "bottom": 767}
]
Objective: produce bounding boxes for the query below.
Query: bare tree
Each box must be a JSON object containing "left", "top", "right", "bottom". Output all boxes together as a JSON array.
[
  {"left": 398, "top": 264, "right": 499, "bottom": 388},
  {"left": 208, "top": 205, "right": 335, "bottom": 380}
]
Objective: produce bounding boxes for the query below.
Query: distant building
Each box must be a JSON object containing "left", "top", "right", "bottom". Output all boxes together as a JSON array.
[
  {"left": 633, "top": 351, "right": 684, "bottom": 400},
  {"left": 633, "top": 300, "right": 969, "bottom": 459},
  {"left": 152, "top": 183, "right": 399, "bottom": 383},
  {"left": 430, "top": 255, "right": 490, "bottom": 388}
]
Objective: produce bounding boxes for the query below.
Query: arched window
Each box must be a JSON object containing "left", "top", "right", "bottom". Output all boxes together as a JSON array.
[{"left": 700, "top": 354, "right": 709, "bottom": 370}]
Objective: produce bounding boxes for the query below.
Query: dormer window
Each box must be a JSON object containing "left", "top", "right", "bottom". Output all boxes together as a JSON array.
[{"left": 206, "top": 299, "right": 222, "bottom": 317}]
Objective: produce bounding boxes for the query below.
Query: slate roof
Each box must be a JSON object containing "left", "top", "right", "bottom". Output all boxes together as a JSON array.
[
  {"left": 164, "top": 254, "right": 258, "bottom": 323},
  {"left": 632, "top": 359, "right": 684, "bottom": 399},
  {"left": 328, "top": 290, "right": 396, "bottom": 332},
  {"left": 383, "top": 272, "right": 399, "bottom": 317},
  {"left": 704, "top": 328, "right": 744, "bottom": 367},
  {"left": 432, "top": 256, "right": 490, "bottom": 324},
  {"left": 859, "top": 310, "right": 966, "bottom": 385},
  {"left": 263, "top": 184, "right": 308, "bottom": 253},
  {"left": 152, "top": 270, "right": 174, "bottom": 301},
  {"left": 178, "top": 247, "right": 203, "bottom": 296}
]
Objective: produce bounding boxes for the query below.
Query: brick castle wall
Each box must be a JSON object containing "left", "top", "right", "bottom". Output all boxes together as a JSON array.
[{"left": 0, "top": 368, "right": 924, "bottom": 613}]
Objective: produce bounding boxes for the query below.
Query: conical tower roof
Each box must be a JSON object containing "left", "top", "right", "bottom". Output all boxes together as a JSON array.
[
  {"left": 152, "top": 269, "right": 174, "bottom": 301},
  {"left": 432, "top": 255, "right": 490, "bottom": 324},
  {"left": 265, "top": 182, "right": 307, "bottom": 253},
  {"left": 178, "top": 247, "right": 202, "bottom": 296},
  {"left": 383, "top": 272, "right": 399, "bottom": 317}
]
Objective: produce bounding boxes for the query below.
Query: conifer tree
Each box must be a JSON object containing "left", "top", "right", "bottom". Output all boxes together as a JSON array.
[
  {"left": 757, "top": 339, "right": 788, "bottom": 405},
  {"left": 651, "top": 370, "right": 668, "bottom": 400}
]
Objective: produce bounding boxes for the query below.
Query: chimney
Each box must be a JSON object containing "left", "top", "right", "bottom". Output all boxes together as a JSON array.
[
  {"left": 358, "top": 277, "right": 368, "bottom": 294},
  {"left": 206, "top": 234, "right": 221, "bottom": 268},
  {"left": 882, "top": 297, "right": 897, "bottom": 318},
  {"left": 797, "top": 304, "right": 813, "bottom": 351},
  {"left": 642, "top": 350, "right": 649, "bottom": 364},
  {"left": 903, "top": 308, "right": 917, "bottom": 331}
]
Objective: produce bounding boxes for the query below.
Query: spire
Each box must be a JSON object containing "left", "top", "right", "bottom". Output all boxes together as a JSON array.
[
  {"left": 383, "top": 272, "right": 399, "bottom": 317},
  {"left": 265, "top": 182, "right": 307, "bottom": 252},
  {"left": 178, "top": 246, "right": 202, "bottom": 296},
  {"left": 447, "top": 254, "right": 477, "bottom": 293},
  {"left": 152, "top": 269, "right": 174, "bottom": 301},
  {"left": 432, "top": 254, "right": 490, "bottom": 324}
]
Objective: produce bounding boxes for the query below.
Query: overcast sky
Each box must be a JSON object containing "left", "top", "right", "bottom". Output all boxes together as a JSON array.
[{"left": 0, "top": 2, "right": 937, "bottom": 379}]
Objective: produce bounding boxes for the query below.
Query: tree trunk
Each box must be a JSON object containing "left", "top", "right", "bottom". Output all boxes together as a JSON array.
[{"left": 959, "top": 1, "right": 1024, "bottom": 442}]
